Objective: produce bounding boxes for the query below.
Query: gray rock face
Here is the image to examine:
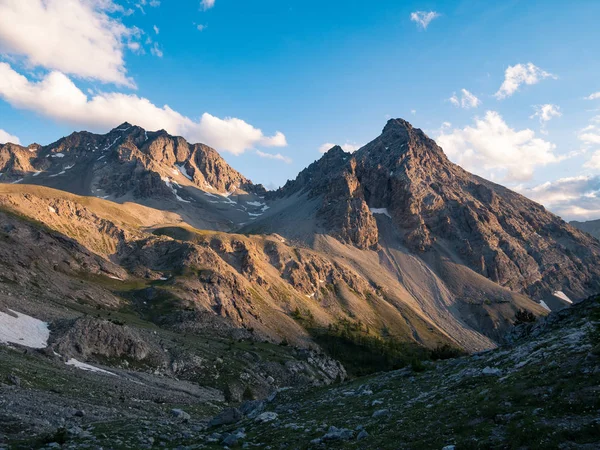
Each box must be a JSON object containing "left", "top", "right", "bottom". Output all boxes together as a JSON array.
[
  {"left": 481, "top": 366, "right": 502, "bottom": 377},
  {"left": 322, "top": 426, "right": 354, "bottom": 441},
  {"left": 171, "top": 409, "right": 190, "bottom": 421},
  {"left": 209, "top": 408, "right": 242, "bottom": 427},
  {"left": 254, "top": 412, "right": 278, "bottom": 423}
]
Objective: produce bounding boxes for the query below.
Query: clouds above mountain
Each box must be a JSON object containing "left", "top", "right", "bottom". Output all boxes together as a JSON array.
[
  {"left": 0, "top": 63, "right": 286, "bottom": 155},
  {"left": 517, "top": 176, "right": 600, "bottom": 220},
  {"left": 318, "top": 142, "right": 361, "bottom": 154},
  {"left": 436, "top": 111, "right": 563, "bottom": 181},
  {"left": 0, "top": 0, "right": 138, "bottom": 87},
  {"left": 495, "top": 63, "right": 556, "bottom": 99},
  {"left": 0, "top": 129, "right": 20, "bottom": 145}
]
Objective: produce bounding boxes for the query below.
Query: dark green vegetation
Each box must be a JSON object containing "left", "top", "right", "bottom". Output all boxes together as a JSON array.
[{"left": 310, "top": 318, "right": 464, "bottom": 376}]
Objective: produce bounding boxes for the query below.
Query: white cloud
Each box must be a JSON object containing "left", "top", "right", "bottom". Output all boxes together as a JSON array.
[
  {"left": 516, "top": 176, "right": 600, "bottom": 220},
  {"left": 411, "top": 109, "right": 417, "bottom": 115},
  {"left": 530, "top": 104, "right": 562, "bottom": 134},
  {"left": 149, "top": 0, "right": 160, "bottom": 6},
  {"left": 197, "top": 24, "right": 206, "bottom": 32},
  {"left": 448, "top": 89, "right": 481, "bottom": 109},
  {"left": 318, "top": 142, "right": 361, "bottom": 154},
  {"left": 153, "top": 25, "right": 159, "bottom": 34},
  {"left": 0, "top": 129, "right": 20, "bottom": 144},
  {"left": 530, "top": 104, "right": 561, "bottom": 124},
  {"left": 0, "top": 0, "right": 138, "bottom": 87},
  {"left": 436, "top": 111, "right": 564, "bottom": 181},
  {"left": 410, "top": 11, "right": 440, "bottom": 29},
  {"left": 201, "top": 0, "right": 215, "bottom": 10},
  {"left": 256, "top": 150, "right": 292, "bottom": 164},
  {"left": 579, "top": 115, "right": 600, "bottom": 148},
  {"left": 150, "top": 42, "right": 163, "bottom": 57},
  {"left": 0, "top": 63, "right": 287, "bottom": 155},
  {"left": 585, "top": 92, "right": 600, "bottom": 100},
  {"left": 494, "top": 63, "right": 556, "bottom": 99}
]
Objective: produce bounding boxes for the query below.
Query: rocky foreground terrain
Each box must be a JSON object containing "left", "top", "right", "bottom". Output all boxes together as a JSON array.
[{"left": 2, "top": 295, "right": 598, "bottom": 449}]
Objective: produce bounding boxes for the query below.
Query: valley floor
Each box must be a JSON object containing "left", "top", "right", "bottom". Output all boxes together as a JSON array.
[{"left": 2, "top": 297, "right": 599, "bottom": 449}]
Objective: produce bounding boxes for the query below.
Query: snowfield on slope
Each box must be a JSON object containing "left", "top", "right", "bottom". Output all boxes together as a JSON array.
[
  {"left": 0, "top": 309, "right": 50, "bottom": 349},
  {"left": 66, "top": 358, "right": 117, "bottom": 376}
]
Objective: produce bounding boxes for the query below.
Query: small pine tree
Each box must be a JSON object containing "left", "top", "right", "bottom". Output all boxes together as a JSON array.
[
  {"left": 242, "top": 385, "right": 255, "bottom": 401},
  {"left": 223, "top": 384, "right": 233, "bottom": 403},
  {"left": 514, "top": 309, "right": 537, "bottom": 325}
]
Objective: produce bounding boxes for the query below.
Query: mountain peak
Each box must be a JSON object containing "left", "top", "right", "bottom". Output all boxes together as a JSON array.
[
  {"left": 382, "top": 118, "right": 414, "bottom": 134},
  {"left": 111, "top": 122, "right": 134, "bottom": 132},
  {"left": 322, "top": 145, "right": 349, "bottom": 158}
]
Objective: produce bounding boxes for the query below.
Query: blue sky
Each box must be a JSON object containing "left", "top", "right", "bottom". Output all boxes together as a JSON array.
[{"left": 1, "top": 0, "right": 600, "bottom": 219}]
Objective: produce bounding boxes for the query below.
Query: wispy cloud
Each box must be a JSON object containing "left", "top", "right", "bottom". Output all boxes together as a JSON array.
[
  {"left": 495, "top": 63, "right": 556, "bottom": 99},
  {"left": 448, "top": 89, "right": 481, "bottom": 109},
  {"left": 410, "top": 11, "right": 440, "bottom": 30},
  {"left": 530, "top": 104, "right": 561, "bottom": 134},
  {"left": 256, "top": 150, "right": 292, "bottom": 164},
  {"left": 586, "top": 92, "right": 600, "bottom": 100},
  {"left": 150, "top": 42, "right": 163, "bottom": 58},
  {"left": 0, "top": 63, "right": 287, "bottom": 156},
  {"left": 201, "top": 0, "right": 215, "bottom": 11},
  {"left": 153, "top": 25, "right": 159, "bottom": 34}
]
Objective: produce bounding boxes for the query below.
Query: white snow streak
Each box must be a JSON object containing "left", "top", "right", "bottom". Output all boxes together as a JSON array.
[
  {"left": 553, "top": 291, "right": 573, "bottom": 304},
  {"left": 540, "top": 300, "right": 552, "bottom": 312},
  {"left": 369, "top": 207, "right": 392, "bottom": 218},
  {"left": 66, "top": 359, "right": 117, "bottom": 376}
]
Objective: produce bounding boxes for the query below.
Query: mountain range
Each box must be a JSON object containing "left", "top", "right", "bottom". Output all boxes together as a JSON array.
[
  {"left": 2, "top": 118, "right": 600, "bottom": 353},
  {"left": 2, "top": 118, "right": 600, "bottom": 447}
]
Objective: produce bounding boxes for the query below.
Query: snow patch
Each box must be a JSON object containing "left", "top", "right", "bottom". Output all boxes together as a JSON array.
[
  {"left": 177, "top": 164, "right": 192, "bottom": 180},
  {"left": 32, "top": 171, "right": 41, "bottom": 177},
  {"left": 66, "top": 359, "right": 116, "bottom": 376},
  {"left": 49, "top": 171, "right": 66, "bottom": 177},
  {"left": 48, "top": 206, "right": 56, "bottom": 214},
  {"left": 11, "top": 178, "right": 23, "bottom": 184},
  {"left": 539, "top": 300, "right": 551, "bottom": 312},
  {"left": 0, "top": 309, "right": 50, "bottom": 349},
  {"left": 553, "top": 291, "right": 573, "bottom": 304},
  {"left": 246, "top": 201, "right": 265, "bottom": 207},
  {"left": 97, "top": 155, "right": 105, "bottom": 161},
  {"left": 51, "top": 153, "right": 65, "bottom": 158},
  {"left": 369, "top": 207, "right": 392, "bottom": 218},
  {"left": 162, "top": 177, "right": 191, "bottom": 203},
  {"left": 248, "top": 212, "right": 263, "bottom": 217},
  {"left": 64, "top": 164, "right": 75, "bottom": 170}
]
